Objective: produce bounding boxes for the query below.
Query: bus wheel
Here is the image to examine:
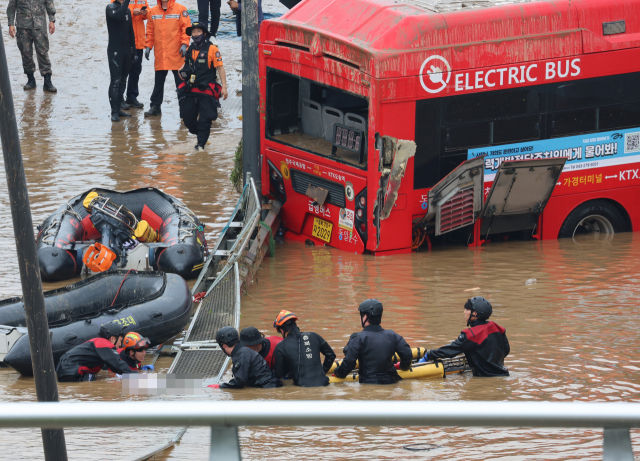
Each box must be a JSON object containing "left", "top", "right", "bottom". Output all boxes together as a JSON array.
[{"left": 558, "top": 200, "right": 627, "bottom": 239}]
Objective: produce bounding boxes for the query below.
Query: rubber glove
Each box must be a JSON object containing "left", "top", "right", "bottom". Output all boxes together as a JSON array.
[
  {"left": 180, "top": 44, "right": 187, "bottom": 57},
  {"left": 418, "top": 352, "right": 428, "bottom": 363},
  {"left": 141, "top": 365, "right": 154, "bottom": 371},
  {"left": 393, "top": 363, "right": 401, "bottom": 369},
  {"left": 208, "top": 384, "right": 220, "bottom": 389},
  {"left": 132, "top": 48, "right": 139, "bottom": 63},
  {"left": 145, "top": 47, "right": 151, "bottom": 60}
]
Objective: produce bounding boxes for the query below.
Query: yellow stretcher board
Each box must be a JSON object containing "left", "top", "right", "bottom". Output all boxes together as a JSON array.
[
  {"left": 327, "top": 347, "right": 427, "bottom": 374},
  {"left": 329, "top": 362, "right": 445, "bottom": 384}
]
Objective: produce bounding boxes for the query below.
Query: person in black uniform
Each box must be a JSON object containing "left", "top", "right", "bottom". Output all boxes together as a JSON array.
[
  {"left": 210, "top": 326, "right": 282, "bottom": 389},
  {"left": 106, "top": 0, "right": 137, "bottom": 122},
  {"left": 421, "top": 297, "right": 510, "bottom": 377},
  {"left": 197, "top": 0, "right": 221, "bottom": 37},
  {"left": 56, "top": 322, "right": 135, "bottom": 382},
  {"left": 334, "top": 299, "right": 412, "bottom": 384},
  {"left": 178, "top": 22, "right": 228, "bottom": 151},
  {"left": 272, "top": 310, "right": 336, "bottom": 387}
]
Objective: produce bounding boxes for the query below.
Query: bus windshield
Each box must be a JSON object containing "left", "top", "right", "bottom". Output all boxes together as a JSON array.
[{"left": 265, "top": 68, "right": 369, "bottom": 168}]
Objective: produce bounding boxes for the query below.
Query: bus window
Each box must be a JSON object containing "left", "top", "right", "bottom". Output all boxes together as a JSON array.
[{"left": 266, "top": 68, "right": 369, "bottom": 168}]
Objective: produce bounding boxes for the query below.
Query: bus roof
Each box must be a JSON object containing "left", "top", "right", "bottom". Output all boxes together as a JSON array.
[{"left": 261, "top": 0, "right": 640, "bottom": 78}]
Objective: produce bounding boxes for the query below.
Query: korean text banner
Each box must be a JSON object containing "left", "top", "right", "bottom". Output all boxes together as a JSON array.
[{"left": 467, "top": 127, "right": 640, "bottom": 179}]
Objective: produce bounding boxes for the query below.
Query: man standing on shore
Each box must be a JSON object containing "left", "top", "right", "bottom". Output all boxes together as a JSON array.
[{"left": 7, "top": 0, "right": 57, "bottom": 92}]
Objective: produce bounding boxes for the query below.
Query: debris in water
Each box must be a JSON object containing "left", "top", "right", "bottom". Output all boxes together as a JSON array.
[
  {"left": 526, "top": 278, "right": 537, "bottom": 285},
  {"left": 464, "top": 287, "right": 481, "bottom": 292}
]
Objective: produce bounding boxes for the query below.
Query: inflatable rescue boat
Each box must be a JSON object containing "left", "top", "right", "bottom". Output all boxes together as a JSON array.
[
  {"left": 36, "top": 188, "right": 208, "bottom": 282},
  {"left": 0, "top": 270, "right": 192, "bottom": 376}
]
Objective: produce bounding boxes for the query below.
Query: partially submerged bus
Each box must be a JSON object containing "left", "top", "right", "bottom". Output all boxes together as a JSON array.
[{"left": 259, "top": 0, "right": 640, "bottom": 254}]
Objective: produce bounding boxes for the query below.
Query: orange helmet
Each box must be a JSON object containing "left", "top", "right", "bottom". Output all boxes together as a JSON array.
[
  {"left": 122, "top": 332, "right": 150, "bottom": 351},
  {"left": 273, "top": 310, "right": 298, "bottom": 328}
]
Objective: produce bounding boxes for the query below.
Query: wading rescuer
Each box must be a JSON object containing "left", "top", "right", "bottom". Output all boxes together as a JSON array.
[
  {"left": 334, "top": 299, "right": 412, "bottom": 384},
  {"left": 55, "top": 322, "right": 136, "bottom": 382},
  {"left": 420, "top": 297, "right": 510, "bottom": 377},
  {"left": 178, "top": 22, "right": 228, "bottom": 152},
  {"left": 144, "top": 0, "right": 191, "bottom": 117},
  {"left": 106, "top": 0, "right": 136, "bottom": 122},
  {"left": 113, "top": 0, "right": 149, "bottom": 110},
  {"left": 239, "top": 326, "right": 282, "bottom": 369},
  {"left": 208, "top": 327, "right": 283, "bottom": 389},
  {"left": 120, "top": 332, "right": 154, "bottom": 371},
  {"left": 272, "top": 311, "right": 336, "bottom": 387}
]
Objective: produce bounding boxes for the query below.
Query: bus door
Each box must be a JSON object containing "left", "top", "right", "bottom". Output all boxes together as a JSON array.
[{"left": 422, "top": 157, "right": 565, "bottom": 239}]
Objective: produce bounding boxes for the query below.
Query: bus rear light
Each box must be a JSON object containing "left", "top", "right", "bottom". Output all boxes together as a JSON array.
[
  {"left": 279, "top": 183, "right": 285, "bottom": 193},
  {"left": 359, "top": 196, "right": 366, "bottom": 207},
  {"left": 272, "top": 170, "right": 279, "bottom": 180},
  {"left": 356, "top": 209, "right": 363, "bottom": 219},
  {"left": 267, "top": 159, "right": 287, "bottom": 205},
  {"left": 354, "top": 188, "right": 367, "bottom": 246},
  {"left": 360, "top": 223, "right": 366, "bottom": 233}
]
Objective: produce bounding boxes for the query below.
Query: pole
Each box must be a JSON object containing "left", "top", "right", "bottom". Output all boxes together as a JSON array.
[
  {"left": 241, "top": 0, "right": 262, "bottom": 202},
  {"left": 0, "top": 25, "right": 68, "bottom": 461}
]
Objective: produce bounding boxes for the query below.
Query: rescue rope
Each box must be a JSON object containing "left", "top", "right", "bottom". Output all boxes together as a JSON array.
[
  {"left": 40, "top": 200, "right": 83, "bottom": 245},
  {"left": 411, "top": 226, "right": 427, "bottom": 250},
  {"left": 259, "top": 220, "right": 276, "bottom": 257},
  {"left": 110, "top": 269, "right": 134, "bottom": 306},
  {"left": 193, "top": 292, "right": 207, "bottom": 303}
]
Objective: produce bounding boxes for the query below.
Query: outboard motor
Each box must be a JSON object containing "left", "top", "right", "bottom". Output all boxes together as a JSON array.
[{"left": 82, "top": 192, "right": 138, "bottom": 271}]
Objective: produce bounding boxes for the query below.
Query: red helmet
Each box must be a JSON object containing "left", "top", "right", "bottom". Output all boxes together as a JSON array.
[
  {"left": 273, "top": 310, "right": 298, "bottom": 328},
  {"left": 122, "top": 332, "right": 150, "bottom": 351}
]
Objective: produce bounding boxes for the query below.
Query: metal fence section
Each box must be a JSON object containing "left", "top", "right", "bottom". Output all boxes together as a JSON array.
[
  {"left": 0, "top": 400, "right": 638, "bottom": 461},
  {"left": 168, "top": 263, "right": 240, "bottom": 382}
]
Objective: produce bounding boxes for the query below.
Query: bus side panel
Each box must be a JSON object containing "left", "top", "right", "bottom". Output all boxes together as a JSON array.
[
  {"left": 542, "top": 186, "right": 640, "bottom": 239},
  {"left": 373, "top": 100, "right": 416, "bottom": 253}
]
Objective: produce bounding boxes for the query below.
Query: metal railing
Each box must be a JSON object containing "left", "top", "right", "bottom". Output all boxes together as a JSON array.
[{"left": 0, "top": 401, "right": 637, "bottom": 460}]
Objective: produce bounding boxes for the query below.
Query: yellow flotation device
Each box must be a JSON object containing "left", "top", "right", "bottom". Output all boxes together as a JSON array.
[
  {"left": 83, "top": 191, "right": 99, "bottom": 209},
  {"left": 134, "top": 220, "right": 158, "bottom": 243},
  {"left": 327, "top": 347, "right": 427, "bottom": 374},
  {"left": 329, "top": 362, "right": 445, "bottom": 384}
]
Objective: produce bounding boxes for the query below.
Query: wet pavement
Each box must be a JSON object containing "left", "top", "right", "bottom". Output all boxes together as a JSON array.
[{"left": 1, "top": 0, "right": 640, "bottom": 459}]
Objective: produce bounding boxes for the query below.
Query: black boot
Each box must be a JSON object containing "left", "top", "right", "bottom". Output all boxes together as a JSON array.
[
  {"left": 126, "top": 97, "right": 144, "bottom": 108},
  {"left": 144, "top": 105, "right": 162, "bottom": 117},
  {"left": 121, "top": 99, "right": 130, "bottom": 110},
  {"left": 23, "top": 73, "right": 36, "bottom": 90},
  {"left": 118, "top": 109, "right": 132, "bottom": 117},
  {"left": 111, "top": 111, "right": 120, "bottom": 122},
  {"left": 194, "top": 144, "right": 205, "bottom": 152},
  {"left": 43, "top": 74, "right": 57, "bottom": 93}
]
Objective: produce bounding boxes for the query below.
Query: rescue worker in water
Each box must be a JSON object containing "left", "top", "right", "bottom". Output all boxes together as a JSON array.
[
  {"left": 55, "top": 322, "right": 137, "bottom": 382},
  {"left": 178, "top": 21, "right": 228, "bottom": 151},
  {"left": 119, "top": 332, "right": 154, "bottom": 371},
  {"left": 239, "top": 326, "right": 282, "bottom": 369},
  {"left": 272, "top": 310, "right": 336, "bottom": 387},
  {"left": 334, "top": 299, "right": 413, "bottom": 384},
  {"left": 209, "top": 326, "right": 282, "bottom": 389},
  {"left": 419, "top": 296, "right": 510, "bottom": 377}
]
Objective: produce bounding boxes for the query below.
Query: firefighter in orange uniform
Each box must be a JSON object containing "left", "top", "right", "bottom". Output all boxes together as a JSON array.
[
  {"left": 143, "top": 0, "right": 190, "bottom": 117},
  {"left": 121, "top": 0, "right": 148, "bottom": 109}
]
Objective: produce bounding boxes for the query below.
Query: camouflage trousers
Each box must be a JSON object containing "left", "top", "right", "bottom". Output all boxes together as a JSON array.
[{"left": 16, "top": 27, "right": 52, "bottom": 76}]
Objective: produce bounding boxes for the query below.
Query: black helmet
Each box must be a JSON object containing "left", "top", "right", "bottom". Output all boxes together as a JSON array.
[
  {"left": 358, "top": 299, "right": 383, "bottom": 316},
  {"left": 186, "top": 22, "right": 210, "bottom": 37},
  {"left": 465, "top": 297, "right": 493, "bottom": 323},
  {"left": 99, "top": 322, "right": 125, "bottom": 339},
  {"left": 216, "top": 326, "right": 239, "bottom": 346},
  {"left": 240, "top": 327, "right": 265, "bottom": 346}
]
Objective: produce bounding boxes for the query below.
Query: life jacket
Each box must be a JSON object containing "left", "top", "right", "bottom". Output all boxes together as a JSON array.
[
  {"left": 180, "top": 44, "right": 222, "bottom": 98},
  {"left": 263, "top": 336, "right": 282, "bottom": 369}
]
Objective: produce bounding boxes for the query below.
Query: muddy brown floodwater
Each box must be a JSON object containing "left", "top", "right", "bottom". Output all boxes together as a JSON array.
[{"left": 1, "top": 0, "right": 640, "bottom": 459}]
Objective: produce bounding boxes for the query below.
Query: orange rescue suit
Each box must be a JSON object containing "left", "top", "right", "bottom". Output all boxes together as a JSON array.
[
  {"left": 111, "top": 0, "right": 149, "bottom": 50},
  {"left": 145, "top": 0, "right": 190, "bottom": 71}
]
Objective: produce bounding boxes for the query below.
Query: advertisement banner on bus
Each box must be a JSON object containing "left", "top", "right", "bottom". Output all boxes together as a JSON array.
[{"left": 467, "top": 127, "right": 640, "bottom": 180}]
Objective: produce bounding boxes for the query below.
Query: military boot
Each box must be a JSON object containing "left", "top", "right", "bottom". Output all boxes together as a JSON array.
[
  {"left": 118, "top": 109, "right": 132, "bottom": 117},
  {"left": 120, "top": 99, "right": 130, "bottom": 110},
  {"left": 144, "top": 105, "right": 162, "bottom": 117},
  {"left": 43, "top": 74, "right": 57, "bottom": 93},
  {"left": 126, "top": 97, "right": 144, "bottom": 108},
  {"left": 23, "top": 73, "right": 36, "bottom": 91}
]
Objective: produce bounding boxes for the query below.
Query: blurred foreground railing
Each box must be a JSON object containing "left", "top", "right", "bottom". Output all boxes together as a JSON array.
[{"left": 0, "top": 400, "right": 637, "bottom": 460}]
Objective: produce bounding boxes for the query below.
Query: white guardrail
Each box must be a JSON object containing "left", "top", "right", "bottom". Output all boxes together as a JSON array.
[{"left": 0, "top": 401, "right": 638, "bottom": 460}]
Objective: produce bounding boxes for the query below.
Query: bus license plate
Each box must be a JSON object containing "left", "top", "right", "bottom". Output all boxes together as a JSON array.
[{"left": 312, "top": 217, "right": 333, "bottom": 243}]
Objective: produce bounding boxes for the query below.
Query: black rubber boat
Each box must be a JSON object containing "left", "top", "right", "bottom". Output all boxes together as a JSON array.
[
  {"left": 1, "top": 270, "right": 192, "bottom": 376},
  {"left": 35, "top": 188, "right": 208, "bottom": 282}
]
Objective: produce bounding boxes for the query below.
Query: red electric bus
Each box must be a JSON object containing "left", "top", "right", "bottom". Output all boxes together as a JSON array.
[{"left": 259, "top": 0, "right": 640, "bottom": 254}]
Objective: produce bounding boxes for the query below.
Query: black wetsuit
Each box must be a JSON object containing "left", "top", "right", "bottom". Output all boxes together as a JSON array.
[
  {"left": 56, "top": 337, "right": 135, "bottom": 382},
  {"left": 334, "top": 325, "right": 412, "bottom": 384},
  {"left": 427, "top": 320, "right": 510, "bottom": 377},
  {"left": 273, "top": 326, "right": 336, "bottom": 387},
  {"left": 106, "top": 0, "right": 135, "bottom": 114},
  {"left": 220, "top": 345, "right": 283, "bottom": 389}
]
